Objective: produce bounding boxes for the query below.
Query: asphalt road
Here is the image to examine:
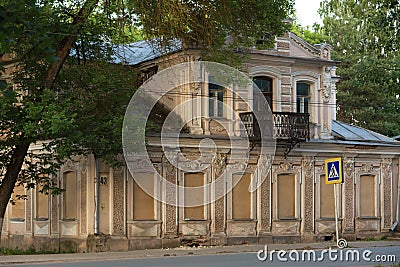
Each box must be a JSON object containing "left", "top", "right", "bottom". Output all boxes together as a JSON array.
[{"left": 5, "top": 246, "right": 399, "bottom": 267}]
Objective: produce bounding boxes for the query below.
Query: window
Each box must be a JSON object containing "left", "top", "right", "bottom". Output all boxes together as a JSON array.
[
  {"left": 277, "top": 174, "right": 295, "bottom": 219},
  {"left": 208, "top": 77, "right": 226, "bottom": 117},
  {"left": 36, "top": 185, "right": 49, "bottom": 220},
  {"left": 184, "top": 173, "right": 205, "bottom": 220},
  {"left": 253, "top": 76, "right": 273, "bottom": 111},
  {"left": 232, "top": 173, "right": 252, "bottom": 220},
  {"left": 359, "top": 175, "right": 376, "bottom": 217},
  {"left": 133, "top": 173, "right": 155, "bottom": 220},
  {"left": 320, "top": 175, "right": 335, "bottom": 218},
  {"left": 296, "top": 82, "right": 311, "bottom": 113},
  {"left": 63, "top": 171, "right": 77, "bottom": 220},
  {"left": 137, "top": 66, "right": 158, "bottom": 87},
  {"left": 11, "top": 185, "right": 25, "bottom": 220}
]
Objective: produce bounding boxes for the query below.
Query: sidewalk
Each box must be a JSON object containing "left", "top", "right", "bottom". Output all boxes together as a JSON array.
[{"left": 0, "top": 240, "right": 399, "bottom": 265}]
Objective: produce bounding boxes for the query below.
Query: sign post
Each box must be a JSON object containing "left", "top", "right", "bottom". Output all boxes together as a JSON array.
[{"left": 325, "top": 157, "right": 347, "bottom": 248}]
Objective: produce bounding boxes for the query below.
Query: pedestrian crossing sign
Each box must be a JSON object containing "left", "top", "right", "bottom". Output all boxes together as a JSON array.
[{"left": 325, "top": 157, "right": 343, "bottom": 184}]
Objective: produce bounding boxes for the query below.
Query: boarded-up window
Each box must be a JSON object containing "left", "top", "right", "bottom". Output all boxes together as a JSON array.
[
  {"left": 320, "top": 175, "right": 335, "bottom": 218},
  {"left": 11, "top": 185, "right": 25, "bottom": 219},
  {"left": 360, "top": 175, "right": 375, "bottom": 217},
  {"left": 184, "top": 173, "right": 205, "bottom": 220},
  {"left": 277, "top": 174, "right": 295, "bottom": 219},
  {"left": 63, "top": 171, "right": 77, "bottom": 220},
  {"left": 133, "top": 172, "right": 155, "bottom": 220},
  {"left": 36, "top": 185, "right": 49, "bottom": 219},
  {"left": 232, "top": 173, "right": 251, "bottom": 219}
]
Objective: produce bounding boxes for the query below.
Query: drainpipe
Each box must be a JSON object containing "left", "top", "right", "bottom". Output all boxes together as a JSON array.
[
  {"left": 94, "top": 157, "right": 100, "bottom": 235},
  {"left": 396, "top": 157, "right": 400, "bottom": 231}
]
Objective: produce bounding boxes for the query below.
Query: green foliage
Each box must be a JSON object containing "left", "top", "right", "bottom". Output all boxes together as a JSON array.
[
  {"left": 0, "top": 0, "right": 295, "bottom": 204},
  {"left": 291, "top": 23, "right": 328, "bottom": 45},
  {"left": 320, "top": 0, "right": 400, "bottom": 137},
  {"left": 132, "top": 0, "right": 295, "bottom": 66}
]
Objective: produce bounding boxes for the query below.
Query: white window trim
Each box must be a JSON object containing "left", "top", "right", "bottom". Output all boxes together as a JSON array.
[
  {"left": 249, "top": 66, "right": 282, "bottom": 112},
  {"left": 292, "top": 72, "right": 320, "bottom": 124}
]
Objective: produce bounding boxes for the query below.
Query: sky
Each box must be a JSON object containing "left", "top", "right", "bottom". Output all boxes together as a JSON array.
[{"left": 295, "top": 0, "right": 323, "bottom": 27}]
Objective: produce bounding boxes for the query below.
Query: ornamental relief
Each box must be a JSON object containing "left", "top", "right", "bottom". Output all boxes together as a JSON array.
[
  {"left": 343, "top": 157, "right": 355, "bottom": 176},
  {"left": 259, "top": 154, "right": 273, "bottom": 177},
  {"left": 60, "top": 159, "right": 79, "bottom": 173},
  {"left": 302, "top": 157, "right": 314, "bottom": 177},
  {"left": 127, "top": 159, "right": 153, "bottom": 171},
  {"left": 381, "top": 158, "right": 392, "bottom": 177}
]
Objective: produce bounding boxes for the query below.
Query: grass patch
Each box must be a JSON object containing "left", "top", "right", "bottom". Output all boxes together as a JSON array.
[{"left": 0, "top": 246, "right": 58, "bottom": 255}]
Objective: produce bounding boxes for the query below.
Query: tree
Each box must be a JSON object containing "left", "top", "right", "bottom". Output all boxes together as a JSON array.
[
  {"left": 291, "top": 22, "right": 327, "bottom": 45},
  {"left": 0, "top": 0, "right": 294, "bottom": 242},
  {"left": 320, "top": 0, "right": 400, "bottom": 136}
]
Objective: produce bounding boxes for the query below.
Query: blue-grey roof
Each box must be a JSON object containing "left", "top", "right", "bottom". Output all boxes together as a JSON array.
[
  {"left": 111, "top": 39, "right": 182, "bottom": 66},
  {"left": 332, "top": 120, "right": 396, "bottom": 143}
]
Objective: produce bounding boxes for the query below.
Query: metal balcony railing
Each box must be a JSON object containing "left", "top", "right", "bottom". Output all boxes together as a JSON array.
[{"left": 239, "top": 111, "right": 310, "bottom": 140}]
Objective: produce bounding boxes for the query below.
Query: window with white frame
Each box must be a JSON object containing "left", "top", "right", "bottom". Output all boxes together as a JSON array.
[
  {"left": 208, "top": 77, "right": 226, "bottom": 118},
  {"left": 253, "top": 76, "right": 273, "bottom": 111},
  {"left": 296, "top": 82, "right": 311, "bottom": 114}
]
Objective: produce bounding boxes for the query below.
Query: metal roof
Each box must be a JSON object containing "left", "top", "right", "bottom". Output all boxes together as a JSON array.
[
  {"left": 111, "top": 39, "right": 182, "bottom": 66},
  {"left": 332, "top": 120, "right": 397, "bottom": 143}
]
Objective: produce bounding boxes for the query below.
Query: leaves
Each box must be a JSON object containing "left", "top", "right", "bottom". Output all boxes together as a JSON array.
[{"left": 321, "top": 0, "right": 400, "bottom": 137}]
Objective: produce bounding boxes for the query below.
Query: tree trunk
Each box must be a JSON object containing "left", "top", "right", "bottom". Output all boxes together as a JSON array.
[
  {"left": 0, "top": 143, "right": 30, "bottom": 244},
  {"left": 0, "top": 0, "right": 99, "bottom": 247}
]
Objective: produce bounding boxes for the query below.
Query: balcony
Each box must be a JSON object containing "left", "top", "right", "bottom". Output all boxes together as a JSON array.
[{"left": 239, "top": 111, "right": 310, "bottom": 141}]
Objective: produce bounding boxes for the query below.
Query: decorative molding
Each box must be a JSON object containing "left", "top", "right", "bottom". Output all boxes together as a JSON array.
[
  {"left": 381, "top": 158, "right": 392, "bottom": 229},
  {"left": 302, "top": 157, "right": 314, "bottom": 233},
  {"left": 343, "top": 157, "right": 355, "bottom": 233},
  {"left": 213, "top": 153, "right": 227, "bottom": 177},
  {"left": 259, "top": 155, "right": 273, "bottom": 178},
  {"left": 227, "top": 162, "right": 247, "bottom": 172},
  {"left": 279, "top": 162, "right": 293, "bottom": 172},
  {"left": 302, "top": 157, "right": 314, "bottom": 177},
  {"left": 360, "top": 163, "right": 375, "bottom": 173},
  {"left": 78, "top": 156, "right": 88, "bottom": 174},
  {"left": 344, "top": 157, "right": 355, "bottom": 177}
]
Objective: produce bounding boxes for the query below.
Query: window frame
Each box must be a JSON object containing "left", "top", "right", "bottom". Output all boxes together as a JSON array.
[
  {"left": 356, "top": 173, "right": 379, "bottom": 218},
  {"left": 272, "top": 172, "right": 300, "bottom": 220},
  {"left": 183, "top": 172, "right": 207, "bottom": 221},
  {"left": 208, "top": 82, "right": 226, "bottom": 118},
  {"left": 253, "top": 76, "right": 273, "bottom": 112}
]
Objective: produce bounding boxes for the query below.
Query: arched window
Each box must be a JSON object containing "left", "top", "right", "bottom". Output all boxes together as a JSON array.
[
  {"left": 296, "top": 82, "right": 311, "bottom": 114},
  {"left": 253, "top": 76, "right": 273, "bottom": 111},
  {"left": 63, "top": 171, "right": 77, "bottom": 220}
]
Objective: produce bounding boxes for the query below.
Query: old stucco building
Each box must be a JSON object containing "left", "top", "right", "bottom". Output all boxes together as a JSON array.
[{"left": 2, "top": 33, "right": 400, "bottom": 252}]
